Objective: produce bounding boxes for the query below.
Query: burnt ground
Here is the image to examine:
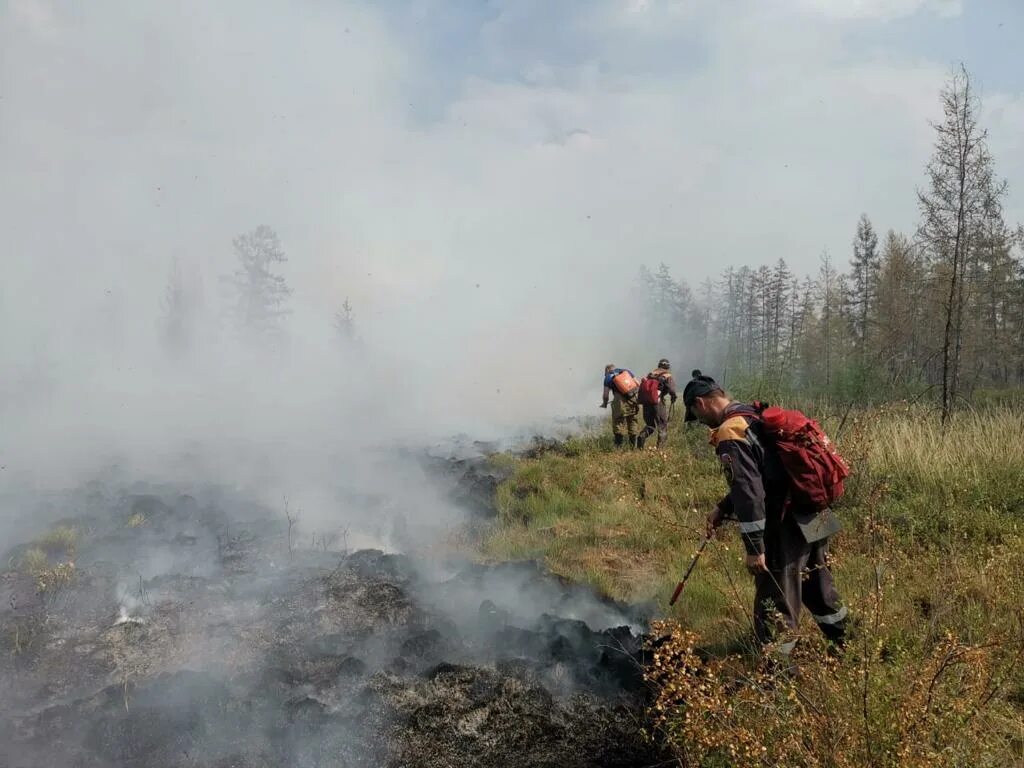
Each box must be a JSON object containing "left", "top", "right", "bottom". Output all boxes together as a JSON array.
[{"left": 0, "top": 457, "right": 668, "bottom": 768}]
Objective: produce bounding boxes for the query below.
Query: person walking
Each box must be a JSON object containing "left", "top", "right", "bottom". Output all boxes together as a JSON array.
[
  {"left": 637, "top": 358, "right": 677, "bottom": 449},
  {"left": 683, "top": 372, "right": 849, "bottom": 651},
  {"left": 601, "top": 364, "right": 641, "bottom": 448}
]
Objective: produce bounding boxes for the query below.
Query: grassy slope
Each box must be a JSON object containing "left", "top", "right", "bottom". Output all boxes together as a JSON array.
[{"left": 481, "top": 403, "right": 1024, "bottom": 766}]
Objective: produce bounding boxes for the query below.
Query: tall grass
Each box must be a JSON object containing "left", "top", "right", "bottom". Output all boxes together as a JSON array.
[{"left": 481, "top": 402, "right": 1024, "bottom": 767}]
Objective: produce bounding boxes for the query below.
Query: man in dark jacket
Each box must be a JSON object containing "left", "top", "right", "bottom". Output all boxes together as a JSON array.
[
  {"left": 637, "top": 358, "right": 677, "bottom": 449},
  {"left": 682, "top": 373, "right": 848, "bottom": 650}
]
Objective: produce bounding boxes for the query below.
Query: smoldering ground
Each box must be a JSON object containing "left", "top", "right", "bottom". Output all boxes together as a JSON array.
[
  {"left": 0, "top": 308, "right": 663, "bottom": 764},
  {"left": 0, "top": 443, "right": 667, "bottom": 767},
  {"left": 0, "top": 8, "right": 661, "bottom": 761}
]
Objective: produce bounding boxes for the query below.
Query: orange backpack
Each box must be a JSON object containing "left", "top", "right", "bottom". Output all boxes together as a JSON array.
[{"left": 611, "top": 370, "right": 640, "bottom": 397}]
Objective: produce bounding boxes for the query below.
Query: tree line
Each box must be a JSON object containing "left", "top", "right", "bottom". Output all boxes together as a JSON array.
[{"left": 636, "top": 67, "right": 1022, "bottom": 421}]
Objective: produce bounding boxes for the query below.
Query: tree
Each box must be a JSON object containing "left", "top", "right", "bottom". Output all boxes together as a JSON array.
[
  {"left": 334, "top": 298, "right": 356, "bottom": 344},
  {"left": 917, "top": 65, "right": 1008, "bottom": 423},
  {"left": 817, "top": 251, "right": 839, "bottom": 389},
  {"left": 160, "top": 256, "right": 205, "bottom": 357},
  {"left": 875, "top": 231, "right": 923, "bottom": 386},
  {"left": 227, "top": 225, "right": 291, "bottom": 341},
  {"left": 850, "top": 214, "right": 880, "bottom": 360}
]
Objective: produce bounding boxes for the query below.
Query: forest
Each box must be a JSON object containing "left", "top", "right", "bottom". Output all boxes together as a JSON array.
[{"left": 635, "top": 67, "right": 1022, "bottom": 421}]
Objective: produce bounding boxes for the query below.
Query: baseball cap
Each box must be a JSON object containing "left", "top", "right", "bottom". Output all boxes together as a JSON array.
[{"left": 682, "top": 374, "right": 721, "bottom": 422}]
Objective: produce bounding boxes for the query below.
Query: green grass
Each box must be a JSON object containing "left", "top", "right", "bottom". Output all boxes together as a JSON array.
[{"left": 479, "top": 402, "right": 1024, "bottom": 766}]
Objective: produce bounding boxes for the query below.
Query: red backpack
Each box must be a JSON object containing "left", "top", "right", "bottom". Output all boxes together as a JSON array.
[
  {"left": 638, "top": 377, "right": 662, "bottom": 405},
  {"left": 755, "top": 405, "right": 850, "bottom": 511}
]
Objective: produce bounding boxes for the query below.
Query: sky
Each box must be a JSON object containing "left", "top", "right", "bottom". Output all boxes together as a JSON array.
[{"left": 0, "top": 0, "right": 1022, "bottom": 481}]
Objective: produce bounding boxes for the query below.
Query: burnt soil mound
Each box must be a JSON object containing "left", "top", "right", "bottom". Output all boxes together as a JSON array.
[{"left": 0, "top": 482, "right": 666, "bottom": 768}]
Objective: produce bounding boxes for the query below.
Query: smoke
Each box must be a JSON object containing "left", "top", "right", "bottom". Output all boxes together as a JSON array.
[
  {"left": 3, "top": 2, "right": 1023, "bottom": 510},
  {"left": 0, "top": 1, "right": 655, "bottom": 534}
]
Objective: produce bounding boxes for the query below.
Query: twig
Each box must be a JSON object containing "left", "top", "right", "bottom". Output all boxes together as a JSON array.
[{"left": 284, "top": 497, "right": 298, "bottom": 560}]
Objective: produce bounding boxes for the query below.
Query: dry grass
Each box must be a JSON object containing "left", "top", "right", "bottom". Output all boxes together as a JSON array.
[
  {"left": 482, "top": 403, "right": 1024, "bottom": 766},
  {"left": 19, "top": 547, "right": 49, "bottom": 575},
  {"left": 35, "top": 525, "right": 79, "bottom": 556}
]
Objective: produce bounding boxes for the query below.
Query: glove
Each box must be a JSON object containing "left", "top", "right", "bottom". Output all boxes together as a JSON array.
[{"left": 670, "top": 394, "right": 678, "bottom": 403}]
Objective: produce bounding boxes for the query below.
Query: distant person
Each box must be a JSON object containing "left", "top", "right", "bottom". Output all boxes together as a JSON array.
[
  {"left": 637, "top": 358, "right": 677, "bottom": 449},
  {"left": 601, "top": 364, "right": 641, "bottom": 448},
  {"left": 684, "top": 372, "right": 849, "bottom": 652}
]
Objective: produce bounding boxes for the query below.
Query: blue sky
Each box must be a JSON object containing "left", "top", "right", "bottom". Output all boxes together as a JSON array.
[{"left": 847, "top": 0, "right": 1022, "bottom": 91}]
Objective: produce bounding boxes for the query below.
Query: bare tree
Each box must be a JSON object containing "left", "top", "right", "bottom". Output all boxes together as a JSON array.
[{"left": 917, "top": 65, "right": 1007, "bottom": 423}]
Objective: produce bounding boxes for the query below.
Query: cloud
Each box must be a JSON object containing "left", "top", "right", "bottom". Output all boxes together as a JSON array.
[{"left": 793, "top": 0, "right": 963, "bottom": 21}]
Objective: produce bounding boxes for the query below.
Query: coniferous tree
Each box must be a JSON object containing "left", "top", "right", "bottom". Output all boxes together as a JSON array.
[
  {"left": 227, "top": 225, "right": 291, "bottom": 343},
  {"left": 850, "top": 214, "right": 880, "bottom": 362}
]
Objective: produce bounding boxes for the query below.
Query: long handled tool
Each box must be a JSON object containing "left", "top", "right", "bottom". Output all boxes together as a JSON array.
[{"left": 668, "top": 536, "right": 709, "bottom": 606}]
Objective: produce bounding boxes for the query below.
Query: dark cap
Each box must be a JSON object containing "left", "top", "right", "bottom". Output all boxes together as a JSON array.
[
  {"left": 657, "top": 358, "right": 671, "bottom": 370},
  {"left": 682, "top": 373, "right": 721, "bottom": 422}
]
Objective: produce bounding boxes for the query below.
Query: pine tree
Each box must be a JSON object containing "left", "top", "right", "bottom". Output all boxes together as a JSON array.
[
  {"left": 850, "top": 214, "right": 880, "bottom": 361},
  {"left": 334, "top": 298, "right": 356, "bottom": 345},
  {"left": 227, "top": 225, "right": 292, "bottom": 342}
]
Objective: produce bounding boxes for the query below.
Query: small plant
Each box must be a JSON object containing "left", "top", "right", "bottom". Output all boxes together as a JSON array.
[{"left": 127, "top": 513, "right": 146, "bottom": 528}]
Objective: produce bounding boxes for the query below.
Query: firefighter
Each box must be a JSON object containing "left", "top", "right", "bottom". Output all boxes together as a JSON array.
[
  {"left": 637, "top": 358, "right": 677, "bottom": 449},
  {"left": 601, "top": 364, "right": 641, "bottom": 448},
  {"left": 683, "top": 373, "right": 848, "bottom": 650}
]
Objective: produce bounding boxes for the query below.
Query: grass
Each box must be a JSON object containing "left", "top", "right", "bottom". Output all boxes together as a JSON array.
[
  {"left": 16, "top": 529, "right": 79, "bottom": 611},
  {"left": 480, "top": 402, "right": 1024, "bottom": 767},
  {"left": 19, "top": 547, "right": 49, "bottom": 575},
  {"left": 35, "top": 525, "right": 79, "bottom": 556}
]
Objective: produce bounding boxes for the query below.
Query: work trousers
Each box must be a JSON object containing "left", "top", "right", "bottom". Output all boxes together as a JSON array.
[
  {"left": 610, "top": 395, "right": 640, "bottom": 446},
  {"left": 753, "top": 512, "right": 848, "bottom": 647},
  {"left": 639, "top": 400, "right": 671, "bottom": 449}
]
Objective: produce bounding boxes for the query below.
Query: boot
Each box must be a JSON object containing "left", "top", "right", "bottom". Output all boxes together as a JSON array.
[
  {"left": 613, "top": 434, "right": 624, "bottom": 448},
  {"left": 630, "top": 436, "right": 640, "bottom": 449},
  {"left": 636, "top": 434, "right": 647, "bottom": 449}
]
